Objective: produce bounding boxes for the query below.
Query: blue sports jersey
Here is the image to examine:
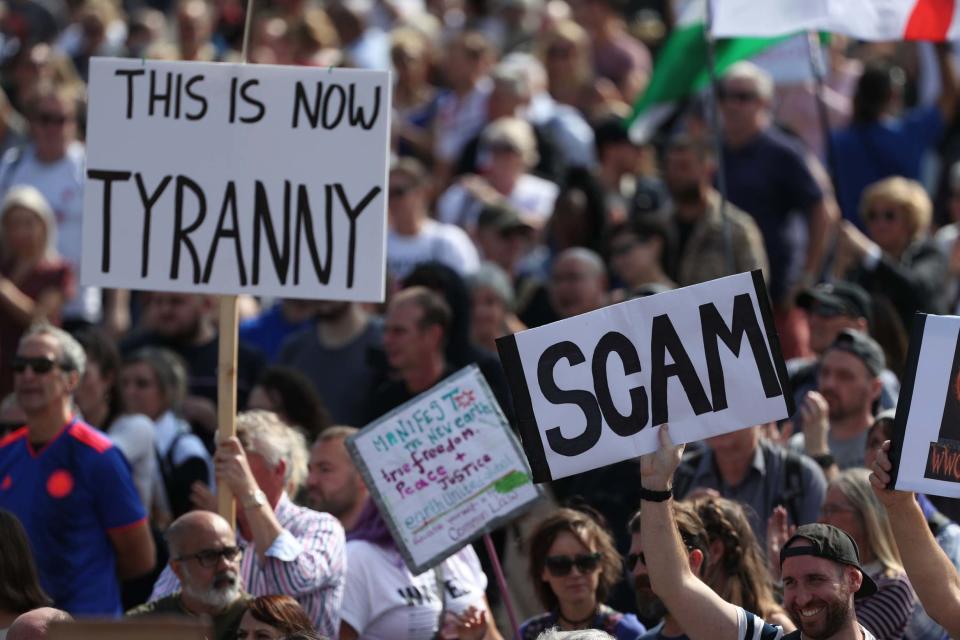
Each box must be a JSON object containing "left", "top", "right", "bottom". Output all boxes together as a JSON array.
[{"left": 0, "top": 418, "right": 147, "bottom": 616}]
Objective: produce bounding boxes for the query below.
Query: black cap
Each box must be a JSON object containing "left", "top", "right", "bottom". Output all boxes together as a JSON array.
[
  {"left": 477, "top": 202, "right": 532, "bottom": 235},
  {"left": 825, "top": 329, "right": 885, "bottom": 376},
  {"left": 780, "top": 523, "right": 878, "bottom": 598},
  {"left": 796, "top": 281, "right": 872, "bottom": 324}
]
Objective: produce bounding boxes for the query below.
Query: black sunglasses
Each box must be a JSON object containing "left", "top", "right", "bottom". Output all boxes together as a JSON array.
[
  {"left": 544, "top": 552, "right": 602, "bottom": 576},
  {"left": 12, "top": 356, "right": 66, "bottom": 375},
  {"left": 177, "top": 546, "right": 241, "bottom": 568}
]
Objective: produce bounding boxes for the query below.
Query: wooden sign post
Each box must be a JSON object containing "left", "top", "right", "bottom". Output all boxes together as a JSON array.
[{"left": 217, "top": 295, "right": 239, "bottom": 523}]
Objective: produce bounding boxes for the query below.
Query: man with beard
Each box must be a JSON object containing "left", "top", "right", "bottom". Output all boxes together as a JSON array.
[
  {"left": 627, "top": 500, "right": 710, "bottom": 638},
  {"left": 128, "top": 510, "right": 249, "bottom": 639},
  {"left": 306, "top": 426, "right": 368, "bottom": 531},
  {"left": 789, "top": 330, "right": 884, "bottom": 471},
  {"left": 636, "top": 424, "right": 877, "bottom": 640},
  {"left": 276, "top": 301, "right": 384, "bottom": 427},
  {"left": 661, "top": 135, "right": 767, "bottom": 287}
]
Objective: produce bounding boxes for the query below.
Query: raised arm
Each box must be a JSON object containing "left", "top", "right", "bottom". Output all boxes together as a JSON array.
[
  {"left": 870, "top": 440, "right": 960, "bottom": 636},
  {"left": 640, "top": 425, "right": 743, "bottom": 640},
  {"left": 935, "top": 42, "right": 958, "bottom": 122}
]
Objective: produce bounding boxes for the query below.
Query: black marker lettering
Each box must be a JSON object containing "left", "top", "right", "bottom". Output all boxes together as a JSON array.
[
  {"left": 650, "top": 313, "right": 712, "bottom": 425},
  {"left": 170, "top": 175, "right": 206, "bottom": 283},
  {"left": 115, "top": 69, "right": 145, "bottom": 119},
  {"left": 203, "top": 181, "right": 247, "bottom": 285},
  {"left": 86, "top": 169, "right": 132, "bottom": 273},
  {"left": 537, "top": 341, "right": 602, "bottom": 457},
  {"left": 334, "top": 184, "right": 380, "bottom": 288},
  {"left": 134, "top": 173, "right": 172, "bottom": 278},
  {"left": 591, "top": 331, "right": 648, "bottom": 436}
]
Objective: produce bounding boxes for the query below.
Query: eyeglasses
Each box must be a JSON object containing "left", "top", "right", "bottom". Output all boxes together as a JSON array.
[
  {"left": 544, "top": 552, "right": 602, "bottom": 576},
  {"left": 720, "top": 89, "right": 760, "bottom": 103},
  {"left": 33, "top": 112, "right": 69, "bottom": 126},
  {"left": 12, "top": 356, "right": 65, "bottom": 375},
  {"left": 176, "top": 546, "right": 241, "bottom": 568},
  {"left": 865, "top": 209, "right": 898, "bottom": 223}
]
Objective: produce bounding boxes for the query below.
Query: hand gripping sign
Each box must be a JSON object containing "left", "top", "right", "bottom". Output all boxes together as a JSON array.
[
  {"left": 496, "top": 271, "right": 795, "bottom": 482},
  {"left": 346, "top": 365, "right": 540, "bottom": 574}
]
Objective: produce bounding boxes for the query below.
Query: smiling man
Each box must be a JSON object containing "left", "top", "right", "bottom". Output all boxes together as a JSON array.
[
  {"left": 637, "top": 424, "right": 877, "bottom": 640},
  {"left": 128, "top": 510, "right": 250, "bottom": 640}
]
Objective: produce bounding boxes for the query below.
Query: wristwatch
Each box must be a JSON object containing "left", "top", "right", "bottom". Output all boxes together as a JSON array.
[
  {"left": 242, "top": 489, "right": 268, "bottom": 510},
  {"left": 812, "top": 453, "right": 835, "bottom": 470}
]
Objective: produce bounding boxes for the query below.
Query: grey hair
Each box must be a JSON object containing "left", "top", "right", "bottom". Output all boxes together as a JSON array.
[
  {"left": 491, "top": 63, "right": 532, "bottom": 100},
  {"left": 723, "top": 60, "right": 774, "bottom": 102},
  {"left": 236, "top": 410, "right": 309, "bottom": 488},
  {"left": 535, "top": 631, "right": 615, "bottom": 640},
  {"left": 554, "top": 247, "right": 606, "bottom": 278},
  {"left": 468, "top": 262, "right": 516, "bottom": 309},
  {"left": 22, "top": 323, "right": 86, "bottom": 377},
  {"left": 501, "top": 52, "right": 548, "bottom": 93},
  {"left": 1, "top": 186, "right": 58, "bottom": 259}
]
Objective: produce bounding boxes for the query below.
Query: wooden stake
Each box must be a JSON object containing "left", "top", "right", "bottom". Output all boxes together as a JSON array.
[{"left": 217, "top": 295, "right": 239, "bottom": 524}]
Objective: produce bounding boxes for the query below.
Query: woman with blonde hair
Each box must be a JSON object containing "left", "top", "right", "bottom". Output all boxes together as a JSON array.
[
  {"left": 536, "top": 20, "right": 594, "bottom": 112},
  {"left": 520, "top": 508, "right": 644, "bottom": 639},
  {"left": 819, "top": 468, "right": 917, "bottom": 640},
  {"left": 692, "top": 497, "right": 794, "bottom": 632},
  {"left": 835, "top": 176, "right": 947, "bottom": 329},
  {"left": 0, "top": 186, "right": 73, "bottom": 396}
]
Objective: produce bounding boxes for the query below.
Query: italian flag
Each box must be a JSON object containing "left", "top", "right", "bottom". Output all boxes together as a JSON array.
[
  {"left": 711, "top": 0, "right": 960, "bottom": 41},
  {"left": 626, "top": 2, "right": 786, "bottom": 143}
]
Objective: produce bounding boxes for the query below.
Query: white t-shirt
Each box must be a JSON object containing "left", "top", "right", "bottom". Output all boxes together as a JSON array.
[
  {"left": 387, "top": 219, "right": 480, "bottom": 282},
  {"left": 437, "top": 174, "right": 559, "bottom": 231},
  {"left": 108, "top": 413, "right": 157, "bottom": 512},
  {"left": 0, "top": 142, "right": 100, "bottom": 322},
  {"left": 341, "top": 541, "right": 488, "bottom": 640}
]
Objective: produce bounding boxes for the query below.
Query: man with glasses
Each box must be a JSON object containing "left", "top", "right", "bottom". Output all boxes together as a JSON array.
[
  {"left": 0, "top": 324, "right": 155, "bottom": 615},
  {"left": 627, "top": 499, "right": 710, "bottom": 638},
  {"left": 719, "top": 61, "right": 836, "bottom": 360},
  {"left": 128, "top": 510, "right": 250, "bottom": 640}
]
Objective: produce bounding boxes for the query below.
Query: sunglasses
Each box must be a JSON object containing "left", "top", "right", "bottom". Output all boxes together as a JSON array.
[
  {"left": 177, "top": 546, "right": 241, "bottom": 568},
  {"left": 544, "top": 552, "right": 602, "bottom": 576},
  {"left": 865, "top": 209, "right": 898, "bottom": 223},
  {"left": 12, "top": 356, "right": 65, "bottom": 375},
  {"left": 33, "top": 112, "right": 69, "bottom": 126},
  {"left": 720, "top": 89, "right": 759, "bottom": 103}
]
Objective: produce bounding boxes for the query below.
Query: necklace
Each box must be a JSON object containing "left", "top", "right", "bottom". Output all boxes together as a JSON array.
[{"left": 558, "top": 607, "right": 597, "bottom": 628}]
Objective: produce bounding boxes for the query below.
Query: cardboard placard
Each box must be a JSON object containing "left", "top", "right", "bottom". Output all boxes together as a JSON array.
[
  {"left": 82, "top": 57, "right": 390, "bottom": 302},
  {"left": 346, "top": 365, "right": 540, "bottom": 574},
  {"left": 889, "top": 314, "right": 960, "bottom": 497},
  {"left": 497, "top": 271, "right": 794, "bottom": 482}
]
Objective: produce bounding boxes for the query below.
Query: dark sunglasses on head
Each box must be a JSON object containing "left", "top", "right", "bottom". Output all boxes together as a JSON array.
[
  {"left": 177, "top": 546, "right": 241, "bottom": 568},
  {"left": 865, "top": 208, "right": 898, "bottom": 223},
  {"left": 12, "top": 355, "right": 66, "bottom": 375},
  {"left": 544, "top": 552, "right": 602, "bottom": 576}
]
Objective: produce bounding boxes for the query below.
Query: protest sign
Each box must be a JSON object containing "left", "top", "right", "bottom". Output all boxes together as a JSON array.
[
  {"left": 497, "top": 271, "right": 794, "bottom": 482},
  {"left": 346, "top": 365, "right": 540, "bottom": 574},
  {"left": 889, "top": 314, "right": 960, "bottom": 497},
  {"left": 82, "top": 57, "right": 390, "bottom": 302}
]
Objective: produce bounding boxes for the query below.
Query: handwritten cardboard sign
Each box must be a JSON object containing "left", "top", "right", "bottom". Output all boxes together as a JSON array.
[
  {"left": 497, "top": 271, "right": 794, "bottom": 482},
  {"left": 346, "top": 365, "right": 540, "bottom": 573},
  {"left": 889, "top": 314, "right": 960, "bottom": 497},
  {"left": 82, "top": 57, "right": 390, "bottom": 302}
]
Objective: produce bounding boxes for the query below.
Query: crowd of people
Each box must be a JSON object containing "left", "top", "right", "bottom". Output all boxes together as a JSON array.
[{"left": 2, "top": 0, "right": 960, "bottom": 639}]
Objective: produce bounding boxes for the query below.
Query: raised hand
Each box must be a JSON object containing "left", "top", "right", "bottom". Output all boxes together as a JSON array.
[
  {"left": 869, "top": 440, "right": 915, "bottom": 509},
  {"left": 640, "top": 424, "right": 685, "bottom": 491}
]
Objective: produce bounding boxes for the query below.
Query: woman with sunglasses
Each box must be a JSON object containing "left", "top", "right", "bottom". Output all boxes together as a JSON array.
[
  {"left": 0, "top": 185, "right": 73, "bottom": 398},
  {"left": 520, "top": 508, "right": 644, "bottom": 640},
  {"left": 834, "top": 176, "right": 947, "bottom": 331}
]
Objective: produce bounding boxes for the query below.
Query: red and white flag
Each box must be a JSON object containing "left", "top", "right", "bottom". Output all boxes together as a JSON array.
[{"left": 710, "top": 0, "right": 960, "bottom": 41}]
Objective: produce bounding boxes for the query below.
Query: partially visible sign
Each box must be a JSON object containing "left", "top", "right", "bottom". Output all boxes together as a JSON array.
[
  {"left": 82, "top": 57, "right": 390, "bottom": 301},
  {"left": 890, "top": 314, "right": 960, "bottom": 497},
  {"left": 347, "top": 366, "right": 540, "bottom": 573},
  {"left": 497, "top": 271, "right": 794, "bottom": 482}
]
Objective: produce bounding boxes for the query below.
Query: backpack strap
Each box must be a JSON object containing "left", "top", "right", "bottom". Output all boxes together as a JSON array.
[{"left": 776, "top": 450, "right": 805, "bottom": 526}]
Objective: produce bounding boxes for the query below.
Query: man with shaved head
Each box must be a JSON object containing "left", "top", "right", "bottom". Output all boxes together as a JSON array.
[
  {"left": 7, "top": 608, "right": 72, "bottom": 640},
  {"left": 548, "top": 248, "right": 609, "bottom": 321},
  {"left": 127, "top": 511, "right": 250, "bottom": 640}
]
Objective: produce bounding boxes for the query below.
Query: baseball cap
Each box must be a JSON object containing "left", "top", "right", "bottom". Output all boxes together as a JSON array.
[
  {"left": 477, "top": 202, "right": 532, "bottom": 235},
  {"left": 780, "top": 523, "right": 878, "bottom": 598},
  {"left": 796, "top": 281, "right": 872, "bottom": 324},
  {"left": 825, "top": 329, "right": 885, "bottom": 376}
]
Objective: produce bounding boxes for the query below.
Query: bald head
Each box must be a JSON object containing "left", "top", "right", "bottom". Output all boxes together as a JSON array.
[
  {"left": 165, "top": 510, "right": 233, "bottom": 558},
  {"left": 7, "top": 608, "right": 73, "bottom": 640},
  {"left": 549, "top": 248, "right": 608, "bottom": 319}
]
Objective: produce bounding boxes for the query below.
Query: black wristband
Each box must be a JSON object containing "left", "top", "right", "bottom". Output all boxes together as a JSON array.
[
  {"left": 639, "top": 486, "right": 673, "bottom": 502},
  {"left": 812, "top": 453, "right": 835, "bottom": 469}
]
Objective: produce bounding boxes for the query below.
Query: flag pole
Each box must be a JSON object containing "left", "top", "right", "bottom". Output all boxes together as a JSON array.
[{"left": 703, "top": 0, "right": 734, "bottom": 274}]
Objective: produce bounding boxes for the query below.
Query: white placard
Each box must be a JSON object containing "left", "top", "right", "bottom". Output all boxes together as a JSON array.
[
  {"left": 82, "top": 58, "right": 390, "bottom": 302},
  {"left": 890, "top": 314, "right": 960, "bottom": 497},
  {"left": 497, "top": 271, "right": 793, "bottom": 482},
  {"left": 346, "top": 366, "right": 540, "bottom": 574}
]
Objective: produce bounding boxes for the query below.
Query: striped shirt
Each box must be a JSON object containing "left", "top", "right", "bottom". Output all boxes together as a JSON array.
[
  {"left": 855, "top": 565, "right": 917, "bottom": 640},
  {"left": 150, "top": 493, "right": 346, "bottom": 637},
  {"left": 736, "top": 607, "right": 877, "bottom": 640}
]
